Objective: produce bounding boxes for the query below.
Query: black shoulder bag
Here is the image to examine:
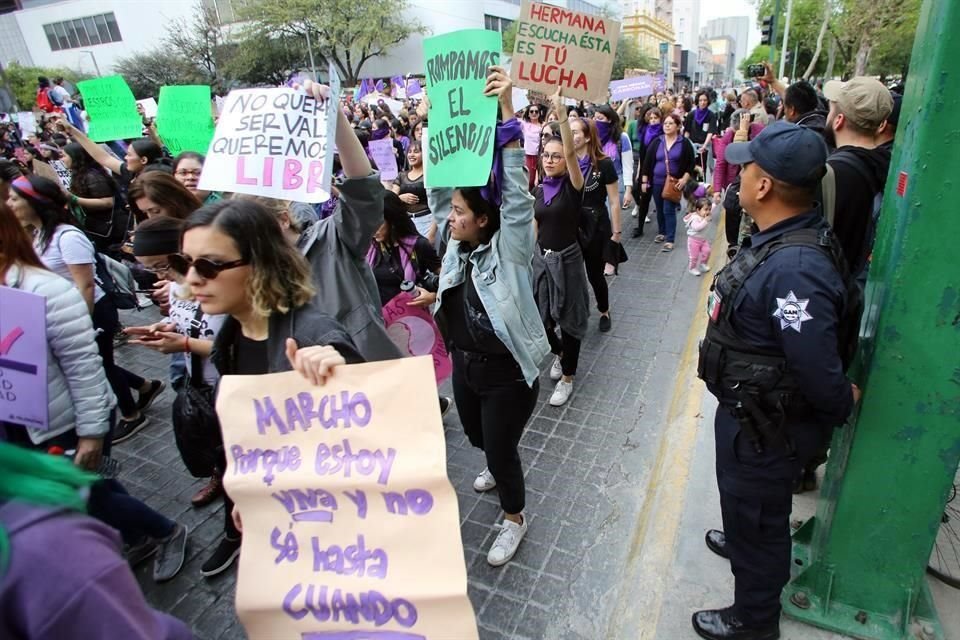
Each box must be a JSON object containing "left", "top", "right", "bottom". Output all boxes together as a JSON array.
[{"left": 171, "top": 307, "right": 223, "bottom": 478}]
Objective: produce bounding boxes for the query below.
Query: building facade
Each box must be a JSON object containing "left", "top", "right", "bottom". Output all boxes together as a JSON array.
[
  {"left": 701, "top": 15, "right": 751, "bottom": 76},
  {"left": 671, "top": 0, "right": 699, "bottom": 53},
  {"left": 622, "top": 9, "right": 674, "bottom": 61}
]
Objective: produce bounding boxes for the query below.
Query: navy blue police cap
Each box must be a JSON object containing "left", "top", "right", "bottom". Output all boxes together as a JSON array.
[{"left": 724, "top": 120, "right": 828, "bottom": 187}]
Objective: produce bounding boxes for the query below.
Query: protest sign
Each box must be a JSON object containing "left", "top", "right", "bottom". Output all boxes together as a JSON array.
[
  {"left": 382, "top": 291, "right": 452, "bottom": 384},
  {"left": 609, "top": 76, "right": 656, "bottom": 102},
  {"left": 15, "top": 111, "right": 36, "bottom": 138},
  {"left": 367, "top": 138, "right": 398, "bottom": 181},
  {"left": 217, "top": 358, "right": 478, "bottom": 640},
  {"left": 76, "top": 75, "right": 143, "bottom": 142},
  {"left": 423, "top": 29, "right": 500, "bottom": 188},
  {"left": 156, "top": 85, "right": 216, "bottom": 156},
  {"left": 198, "top": 65, "right": 340, "bottom": 203},
  {"left": 512, "top": 87, "right": 530, "bottom": 113},
  {"left": 511, "top": 0, "right": 620, "bottom": 102},
  {"left": 136, "top": 97, "right": 158, "bottom": 118},
  {"left": 0, "top": 287, "right": 48, "bottom": 429}
]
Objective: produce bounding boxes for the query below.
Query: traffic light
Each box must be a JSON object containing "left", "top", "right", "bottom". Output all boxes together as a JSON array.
[{"left": 761, "top": 15, "right": 774, "bottom": 46}]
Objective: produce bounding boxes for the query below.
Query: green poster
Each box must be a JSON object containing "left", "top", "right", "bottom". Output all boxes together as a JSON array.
[
  {"left": 423, "top": 29, "right": 501, "bottom": 188},
  {"left": 76, "top": 75, "right": 143, "bottom": 142},
  {"left": 156, "top": 85, "right": 215, "bottom": 156}
]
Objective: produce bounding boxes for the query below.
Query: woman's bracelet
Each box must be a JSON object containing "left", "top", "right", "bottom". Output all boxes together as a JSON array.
[{"left": 183, "top": 336, "right": 190, "bottom": 352}]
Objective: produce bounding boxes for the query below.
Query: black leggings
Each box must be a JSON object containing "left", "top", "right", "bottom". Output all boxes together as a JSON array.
[
  {"left": 545, "top": 327, "right": 582, "bottom": 377},
  {"left": 451, "top": 350, "right": 539, "bottom": 515},
  {"left": 725, "top": 206, "right": 743, "bottom": 248},
  {"left": 581, "top": 228, "right": 610, "bottom": 313},
  {"left": 92, "top": 297, "right": 146, "bottom": 417}
]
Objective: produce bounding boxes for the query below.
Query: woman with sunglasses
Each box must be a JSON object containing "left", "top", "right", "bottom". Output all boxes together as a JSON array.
[
  {"left": 6, "top": 175, "right": 164, "bottom": 442},
  {"left": 532, "top": 90, "right": 589, "bottom": 408},
  {"left": 428, "top": 67, "right": 549, "bottom": 566},
  {"left": 521, "top": 103, "right": 544, "bottom": 190},
  {"left": 176, "top": 190, "right": 364, "bottom": 580},
  {"left": 125, "top": 216, "right": 227, "bottom": 509}
]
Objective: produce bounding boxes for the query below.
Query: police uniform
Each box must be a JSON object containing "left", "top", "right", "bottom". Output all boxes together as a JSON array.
[{"left": 694, "top": 122, "right": 856, "bottom": 640}]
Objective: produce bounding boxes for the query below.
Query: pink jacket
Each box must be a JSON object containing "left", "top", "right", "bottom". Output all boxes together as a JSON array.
[{"left": 712, "top": 123, "right": 766, "bottom": 193}]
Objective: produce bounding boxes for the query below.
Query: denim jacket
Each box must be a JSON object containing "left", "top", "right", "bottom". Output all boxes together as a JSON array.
[{"left": 429, "top": 148, "right": 550, "bottom": 387}]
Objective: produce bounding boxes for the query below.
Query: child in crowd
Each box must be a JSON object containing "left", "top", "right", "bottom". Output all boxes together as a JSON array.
[{"left": 683, "top": 197, "right": 712, "bottom": 276}]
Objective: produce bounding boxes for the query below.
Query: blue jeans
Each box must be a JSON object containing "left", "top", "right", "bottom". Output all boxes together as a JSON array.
[
  {"left": 652, "top": 186, "right": 678, "bottom": 242},
  {"left": 89, "top": 479, "right": 176, "bottom": 545}
]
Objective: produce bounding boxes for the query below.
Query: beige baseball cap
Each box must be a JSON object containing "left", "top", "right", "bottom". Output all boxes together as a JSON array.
[{"left": 823, "top": 77, "right": 893, "bottom": 130}]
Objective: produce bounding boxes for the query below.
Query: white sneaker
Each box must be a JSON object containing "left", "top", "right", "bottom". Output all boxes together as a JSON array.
[
  {"left": 549, "top": 379, "right": 573, "bottom": 406},
  {"left": 689, "top": 268, "right": 701, "bottom": 276},
  {"left": 631, "top": 208, "right": 639, "bottom": 217},
  {"left": 487, "top": 515, "right": 528, "bottom": 566},
  {"left": 549, "top": 356, "right": 563, "bottom": 381},
  {"left": 473, "top": 467, "right": 496, "bottom": 492},
  {"left": 699, "top": 263, "right": 711, "bottom": 273},
  {"left": 645, "top": 215, "right": 651, "bottom": 223}
]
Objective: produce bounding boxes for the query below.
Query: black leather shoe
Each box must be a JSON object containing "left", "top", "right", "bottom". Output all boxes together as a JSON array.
[
  {"left": 705, "top": 529, "right": 729, "bottom": 559},
  {"left": 692, "top": 608, "right": 780, "bottom": 640}
]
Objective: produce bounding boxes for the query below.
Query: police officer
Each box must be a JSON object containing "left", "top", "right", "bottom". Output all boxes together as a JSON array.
[{"left": 694, "top": 121, "right": 862, "bottom": 640}]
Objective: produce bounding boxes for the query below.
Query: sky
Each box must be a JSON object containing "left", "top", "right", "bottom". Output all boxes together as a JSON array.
[{"left": 700, "top": 0, "right": 761, "bottom": 51}]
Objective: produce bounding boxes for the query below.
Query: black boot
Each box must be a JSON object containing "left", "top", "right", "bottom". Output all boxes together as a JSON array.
[
  {"left": 692, "top": 608, "right": 780, "bottom": 640},
  {"left": 705, "top": 529, "right": 729, "bottom": 559}
]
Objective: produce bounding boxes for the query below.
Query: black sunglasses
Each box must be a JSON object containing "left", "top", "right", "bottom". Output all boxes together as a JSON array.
[{"left": 168, "top": 253, "right": 248, "bottom": 279}]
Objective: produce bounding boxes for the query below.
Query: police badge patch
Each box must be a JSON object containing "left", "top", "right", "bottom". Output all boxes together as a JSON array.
[{"left": 773, "top": 291, "right": 813, "bottom": 332}]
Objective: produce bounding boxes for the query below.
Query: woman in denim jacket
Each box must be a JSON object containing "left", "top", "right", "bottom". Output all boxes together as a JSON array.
[{"left": 427, "top": 68, "right": 550, "bottom": 567}]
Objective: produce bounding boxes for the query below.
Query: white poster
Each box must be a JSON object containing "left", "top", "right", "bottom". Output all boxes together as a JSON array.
[{"left": 198, "top": 66, "right": 341, "bottom": 203}]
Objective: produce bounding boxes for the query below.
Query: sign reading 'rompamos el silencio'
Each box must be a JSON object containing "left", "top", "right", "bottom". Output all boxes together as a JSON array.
[
  {"left": 423, "top": 29, "right": 502, "bottom": 188},
  {"left": 217, "top": 358, "right": 478, "bottom": 640},
  {"left": 511, "top": 0, "right": 620, "bottom": 102}
]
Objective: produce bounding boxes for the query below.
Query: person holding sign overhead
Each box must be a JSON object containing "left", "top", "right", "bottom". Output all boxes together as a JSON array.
[
  {"left": 429, "top": 66, "right": 550, "bottom": 567},
  {"left": 532, "top": 89, "right": 590, "bottom": 408}
]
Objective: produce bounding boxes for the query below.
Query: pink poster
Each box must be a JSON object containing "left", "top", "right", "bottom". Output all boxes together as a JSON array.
[
  {"left": 0, "top": 287, "right": 49, "bottom": 429},
  {"left": 382, "top": 291, "right": 452, "bottom": 384}
]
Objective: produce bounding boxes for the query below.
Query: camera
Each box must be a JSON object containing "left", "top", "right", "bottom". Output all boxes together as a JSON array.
[{"left": 748, "top": 64, "right": 766, "bottom": 78}]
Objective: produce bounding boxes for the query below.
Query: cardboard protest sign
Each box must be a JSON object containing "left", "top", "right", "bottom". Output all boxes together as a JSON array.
[
  {"left": 382, "top": 291, "right": 452, "bottom": 384},
  {"left": 423, "top": 29, "right": 501, "bottom": 188},
  {"left": 216, "top": 358, "right": 478, "bottom": 640},
  {"left": 512, "top": 87, "right": 530, "bottom": 113},
  {"left": 136, "top": 97, "right": 158, "bottom": 118},
  {"left": 609, "top": 76, "right": 656, "bottom": 102},
  {"left": 198, "top": 65, "right": 340, "bottom": 203},
  {"left": 15, "top": 111, "right": 36, "bottom": 138},
  {"left": 511, "top": 0, "right": 620, "bottom": 102},
  {"left": 367, "top": 138, "right": 398, "bottom": 181},
  {"left": 156, "top": 85, "right": 215, "bottom": 155},
  {"left": 0, "top": 287, "right": 48, "bottom": 429},
  {"left": 76, "top": 75, "right": 143, "bottom": 142}
]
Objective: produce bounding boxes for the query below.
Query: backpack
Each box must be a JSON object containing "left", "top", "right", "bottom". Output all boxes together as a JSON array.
[
  {"left": 820, "top": 150, "right": 883, "bottom": 275},
  {"left": 36, "top": 88, "right": 57, "bottom": 113},
  {"left": 94, "top": 252, "right": 139, "bottom": 310}
]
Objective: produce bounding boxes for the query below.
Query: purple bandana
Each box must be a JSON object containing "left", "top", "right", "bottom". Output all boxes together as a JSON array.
[
  {"left": 594, "top": 120, "right": 618, "bottom": 159},
  {"left": 693, "top": 107, "right": 710, "bottom": 126},
  {"left": 540, "top": 175, "right": 566, "bottom": 205},
  {"left": 479, "top": 118, "right": 522, "bottom": 207},
  {"left": 643, "top": 123, "right": 663, "bottom": 146},
  {"left": 370, "top": 127, "right": 390, "bottom": 141},
  {"left": 577, "top": 154, "right": 592, "bottom": 178}
]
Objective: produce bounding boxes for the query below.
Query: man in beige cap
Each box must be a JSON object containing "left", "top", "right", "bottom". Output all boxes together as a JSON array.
[
  {"left": 794, "top": 76, "right": 892, "bottom": 495},
  {"left": 820, "top": 77, "right": 893, "bottom": 278}
]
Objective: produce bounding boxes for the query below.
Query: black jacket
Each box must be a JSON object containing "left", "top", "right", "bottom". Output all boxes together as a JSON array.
[
  {"left": 828, "top": 144, "right": 892, "bottom": 273},
  {"left": 795, "top": 110, "right": 827, "bottom": 135},
  {"left": 210, "top": 299, "right": 365, "bottom": 378}
]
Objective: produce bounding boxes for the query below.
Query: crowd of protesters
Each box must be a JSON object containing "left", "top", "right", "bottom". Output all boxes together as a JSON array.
[{"left": 0, "top": 58, "right": 904, "bottom": 639}]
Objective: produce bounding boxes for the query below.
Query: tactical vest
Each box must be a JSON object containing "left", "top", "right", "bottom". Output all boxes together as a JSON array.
[{"left": 698, "top": 225, "right": 861, "bottom": 414}]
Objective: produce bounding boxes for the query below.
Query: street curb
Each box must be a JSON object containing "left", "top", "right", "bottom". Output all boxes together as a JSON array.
[{"left": 609, "top": 219, "right": 726, "bottom": 640}]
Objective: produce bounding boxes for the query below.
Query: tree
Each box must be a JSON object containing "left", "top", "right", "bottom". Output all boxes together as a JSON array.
[
  {"left": 612, "top": 35, "right": 658, "bottom": 80},
  {"left": 113, "top": 49, "right": 206, "bottom": 99},
  {"left": 501, "top": 21, "right": 518, "bottom": 54},
  {"left": 2, "top": 62, "right": 90, "bottom": 110},
  {"left": 238, "top": 0, "right": 428, "bottom": 85},
  {"left": 164, "top": 3, "right": 232, "bottom": 90},
  {"left": 221, "top": 28, "right": 312, "bottom": 87}
]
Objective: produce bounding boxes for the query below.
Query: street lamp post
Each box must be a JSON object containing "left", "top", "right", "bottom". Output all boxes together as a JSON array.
[{"left": 79, "top": 50, "right": 101, "bottom": 77}]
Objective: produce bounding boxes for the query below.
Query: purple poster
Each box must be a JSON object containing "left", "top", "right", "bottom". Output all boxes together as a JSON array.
[
  {"left": 0, "top": 287, "right": 48, "bottom": 429},
  {"left": 382, "top": 291, "right": 452, "bottom": 385},
  {"left": 406, "top": 79, "right": 423, "bottom": 98},
  {"left": 368, "top": 137, "right": 399, "bottom": 181},
  {"left": 609, "top": 76, "right": 656, "bottom": 101}
]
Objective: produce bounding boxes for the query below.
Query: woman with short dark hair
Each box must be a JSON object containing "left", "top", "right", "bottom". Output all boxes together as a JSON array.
[{"left": 172, "top": 151, "right": 221, "bottom": 205}]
